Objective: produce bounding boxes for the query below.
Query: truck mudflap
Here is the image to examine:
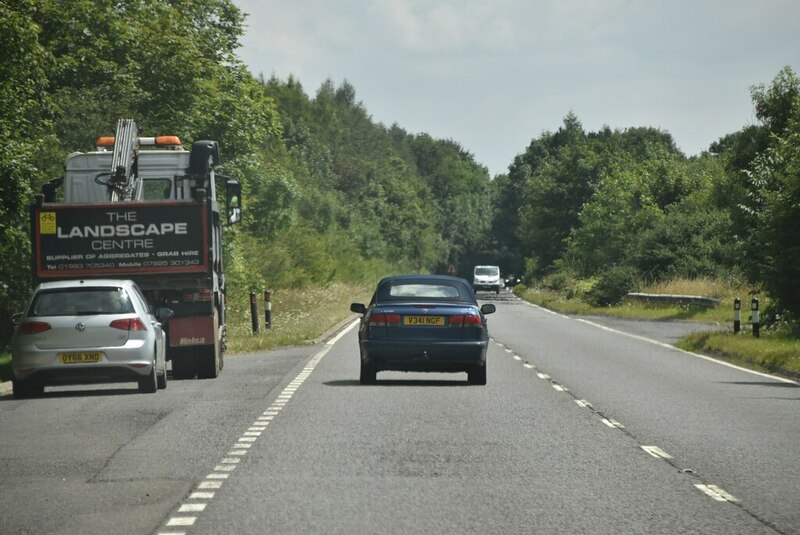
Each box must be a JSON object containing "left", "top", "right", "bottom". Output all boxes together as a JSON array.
[
  {"left": 168, "top": 311, "right": 222, "bottom": 380},
  {"left": 169, "top": 315, "right": 215, "bottom": 349}
]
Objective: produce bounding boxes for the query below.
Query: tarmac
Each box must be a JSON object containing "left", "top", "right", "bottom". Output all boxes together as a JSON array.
[{"left": 0, "top": 315, "right": 361, "bottom": 399}]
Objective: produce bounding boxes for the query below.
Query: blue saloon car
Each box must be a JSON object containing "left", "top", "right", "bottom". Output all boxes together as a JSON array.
[{"left": 350, "top": 275, "right": 496, "bottom": 385}]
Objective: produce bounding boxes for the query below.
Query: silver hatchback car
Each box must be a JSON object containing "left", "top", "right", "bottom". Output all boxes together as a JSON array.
[{"left": 11, "top": 279, "right": 173, "bottom": 398}]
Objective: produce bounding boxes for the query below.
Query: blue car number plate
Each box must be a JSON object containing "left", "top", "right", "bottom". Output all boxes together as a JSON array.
[{"left": 403, "top": 316, "right": 445, "bottom": 326}]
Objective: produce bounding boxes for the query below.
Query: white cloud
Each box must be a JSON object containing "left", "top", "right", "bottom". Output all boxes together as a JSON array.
[{"left": 235, "top": 0, "right": 800, "bottom": 176}]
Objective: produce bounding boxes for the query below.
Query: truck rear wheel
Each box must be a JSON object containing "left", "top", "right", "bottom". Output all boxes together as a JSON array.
[{"left": 171, "top": 352, "right": 197, "bottom": 380}]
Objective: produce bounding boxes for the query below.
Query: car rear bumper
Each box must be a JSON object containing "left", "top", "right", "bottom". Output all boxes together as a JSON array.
[
  {"left": 361, "top": 339, "right": 487, "bottom": 372},
  {"left": 13, "top": 364, "right": 153, "bottom": 385},
  {"left": 12, "top": 350, "right": 154, "bottom": 384},
  {"left": 473, "top": 283, "right": 500, "bottom": 290}
]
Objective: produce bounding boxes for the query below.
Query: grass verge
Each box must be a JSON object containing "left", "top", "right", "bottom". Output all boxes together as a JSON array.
[
  {"left": 225, "top": 281, "right": 372, "bottom": 354},
  {"left": 515, "top": 286, "right": 730, "bottom": 322},
  {"left": 678, "top": 331, "right": 800, "bottom": 379}
]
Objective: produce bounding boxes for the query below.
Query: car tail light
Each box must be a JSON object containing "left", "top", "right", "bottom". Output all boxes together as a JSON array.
[
  {"left": 110, "top": 318, "right": 147, "bottom": 331},
  {"left": 19, "top": 321, "right": 51, "bottom": 335},
  {"left": 368, "top": 313, "right": 401, "bottom": 327},
  {"left": 449, "top": 314, "right": 482, "bottom": 327}
]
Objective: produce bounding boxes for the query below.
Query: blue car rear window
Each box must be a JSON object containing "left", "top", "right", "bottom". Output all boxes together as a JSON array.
[
  {"left": 377, "top": 280, "right": 473, "bottom": 303},
  {"left": 389, "top": 284, "right": 460, "bottom": 299}
]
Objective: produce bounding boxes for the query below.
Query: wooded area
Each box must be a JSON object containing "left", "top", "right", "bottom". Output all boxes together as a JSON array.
[{"left": 1, "top": 0, "right": 799, "bottom": 349}]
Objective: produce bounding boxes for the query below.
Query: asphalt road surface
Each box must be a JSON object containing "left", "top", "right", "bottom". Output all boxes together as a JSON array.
[{"left": 1, "top": 290, "right": 797, "bottom": 534}]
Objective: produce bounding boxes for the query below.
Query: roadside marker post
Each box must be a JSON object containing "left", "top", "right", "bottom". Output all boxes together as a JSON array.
[
  {"left": 751, "top": 297, "right": 760, "bottom": 338},
  {"left": 264, "top": 290, "right": 273, "bottom": 329},
  {"left": 250, "top": 291, "right": 259, "bottom": 334}
]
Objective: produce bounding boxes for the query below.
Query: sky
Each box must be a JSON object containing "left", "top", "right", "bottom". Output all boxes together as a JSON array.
[{"left": 234, "top": 0, "right": 800, "bottom": 177}]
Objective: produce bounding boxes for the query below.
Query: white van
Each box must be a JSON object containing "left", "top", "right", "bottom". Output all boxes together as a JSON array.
[{"left": 473, "top": 265, "right": 501, "bottom": 294}]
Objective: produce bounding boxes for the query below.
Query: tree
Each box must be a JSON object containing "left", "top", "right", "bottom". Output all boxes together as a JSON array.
[
  {"left": 735, "top": 67, "right": 800, "bottom": 317},
  {"left": 0, "top": 0, "right": 57, "bottom": 345}
]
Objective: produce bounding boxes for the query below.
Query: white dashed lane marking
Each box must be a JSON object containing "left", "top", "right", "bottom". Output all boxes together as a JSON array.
[
  {"left": 496, "top": 331, "right": 745, "bottom": 510},
  {"left": 696, "top": 484, "right": 739, "bottom": 503},
  {"left": 641, "top": 445, "right": 673, "bottom": 460},
  {"left": 157, "top": 320, "right": 358, "bottom": 534}
]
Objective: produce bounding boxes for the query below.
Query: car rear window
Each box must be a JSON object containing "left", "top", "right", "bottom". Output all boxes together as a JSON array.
[
  {"left": 30, "top": 288, "right": 135, "bottom": 316},
  {"left": 475, "top": 266, "right": 499, "bottom": 276},
  {"left": 376, "top": 280, "right": 473, "bottom": 303}
]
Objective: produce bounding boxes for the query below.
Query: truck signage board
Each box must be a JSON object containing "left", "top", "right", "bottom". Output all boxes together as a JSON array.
[{"left": 33, "top": 202, "right": 209, "bottom": 279}]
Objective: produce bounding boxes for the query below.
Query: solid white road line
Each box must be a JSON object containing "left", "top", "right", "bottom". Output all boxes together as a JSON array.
[{"left": 157, "top": 318, "right": 360, "bottom": 535}]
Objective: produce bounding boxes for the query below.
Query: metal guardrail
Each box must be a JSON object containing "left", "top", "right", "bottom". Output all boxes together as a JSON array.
[{"left": 626, "top": 292, "right": 721, "bottom": 308}]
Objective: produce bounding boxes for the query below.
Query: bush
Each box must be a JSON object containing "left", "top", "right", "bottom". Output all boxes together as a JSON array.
[{"left": 587, "top": 266, "right": 640, "bottom": 307}]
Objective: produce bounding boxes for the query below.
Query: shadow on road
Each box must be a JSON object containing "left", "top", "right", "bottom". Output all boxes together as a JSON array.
[{"left": 325, "top": 379, "right": 470, "bottom": 387}]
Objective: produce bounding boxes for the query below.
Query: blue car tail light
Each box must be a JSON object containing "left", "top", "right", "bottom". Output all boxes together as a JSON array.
[
  {"left": 368, "top": 313, "right": 401, "bottom": 327},
  {"left": 448, "top": 314, "right": 482, "bottom": 327}
]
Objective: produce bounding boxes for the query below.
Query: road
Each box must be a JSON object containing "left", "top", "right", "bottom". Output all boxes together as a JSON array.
[{"left": 0, "top": 290, "right": 797, "bottom": 534}]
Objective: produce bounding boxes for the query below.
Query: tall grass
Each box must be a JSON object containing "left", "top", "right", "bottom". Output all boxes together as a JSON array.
[
  {"left": 226, "top": 281, "right": 373, "bottom": 354},
  {"left": 678, "top": 331, "right": 800, "bottom": 377}
]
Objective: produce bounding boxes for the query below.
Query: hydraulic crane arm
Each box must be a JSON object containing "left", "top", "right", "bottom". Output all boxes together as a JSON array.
[{"left": 107, "top": 119, "right": 139, "bottom": 202}]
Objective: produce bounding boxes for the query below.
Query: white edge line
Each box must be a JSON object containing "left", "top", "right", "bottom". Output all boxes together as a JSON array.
[
  {"left": 574, "top": 318, "right": 798, "bottom": 385},
  {"left": 327, "top": 318, "right": 360, "bottom": 345},
  {"left": 160, "top": 318, "right": 357, "bottom": 534}
]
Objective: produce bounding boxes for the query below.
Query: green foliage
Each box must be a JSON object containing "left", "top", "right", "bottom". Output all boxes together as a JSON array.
[
  {"left": 628, "top": 201, "right": 737, "bottom": 281},
  {"left": 0, "top": 1, "right": 56, "bottom": 343},
  {"left": 744, "top": 108, "right": 800, "bottom": 316},
  {"left": 1, "top": 0, "right": 798, "bottom": 350},
  {"left": 586, "top": 266, "right": 640, "bottom": 307}
]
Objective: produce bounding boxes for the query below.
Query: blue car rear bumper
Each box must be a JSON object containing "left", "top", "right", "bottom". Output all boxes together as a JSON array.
[{"left": 360, "top": 339, "right": 487, "bottom": 372}]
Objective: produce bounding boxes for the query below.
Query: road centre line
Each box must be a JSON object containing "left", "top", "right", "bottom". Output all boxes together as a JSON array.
[
  {"left": 157, "top": 319, "right": 359, "bottom": 534},
  {"left": 499, "top": 326, "right": 753, "bottom": 513},
  {"left": 641, "top": 445, "right": 673, "bottom": 460},
  {"left": 695, "top": 484, "right": 739, "bottom": 503},
  {"left": 601, "top": 418, "right": 625, "bottom": 429}
]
